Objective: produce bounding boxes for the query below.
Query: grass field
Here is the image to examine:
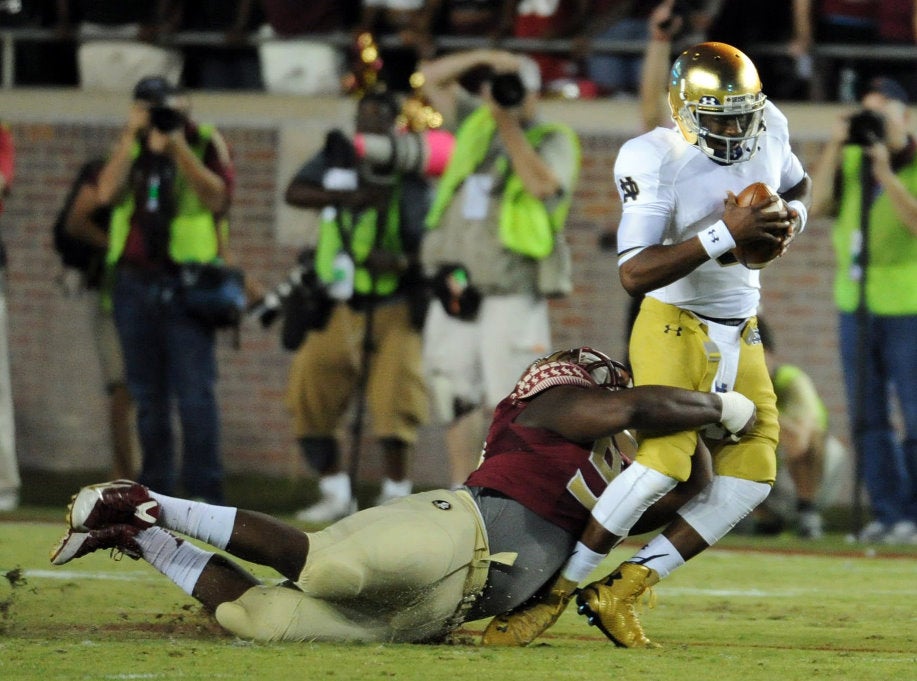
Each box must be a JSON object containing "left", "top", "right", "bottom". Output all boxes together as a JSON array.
[{"left": 2, "top": 494, "right": 915, "bottom": 681}]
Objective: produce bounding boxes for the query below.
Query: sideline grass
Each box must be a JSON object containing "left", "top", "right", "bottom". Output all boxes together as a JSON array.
[{"left": 2, "top": 517, "right": 915, "bottom": 681}]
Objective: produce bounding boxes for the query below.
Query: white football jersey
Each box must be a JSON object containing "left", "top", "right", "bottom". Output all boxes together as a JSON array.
[{"left": 614, "top": 100, "right": 805, "bottom": 319}]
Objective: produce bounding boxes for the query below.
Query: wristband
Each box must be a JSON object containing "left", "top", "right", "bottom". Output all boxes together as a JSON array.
[
  {"left": 786, "top": 199, "right": 808, "bottom": 233},
  {"left": 697, "top": 220, "right": 737, "bottom": 259}
]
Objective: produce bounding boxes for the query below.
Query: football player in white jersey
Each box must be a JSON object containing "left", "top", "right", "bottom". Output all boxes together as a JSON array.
[{"left": 493, "top": 38, "right": 813, "bottom": 648}]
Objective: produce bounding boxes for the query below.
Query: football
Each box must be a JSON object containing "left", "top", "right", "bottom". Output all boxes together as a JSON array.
[{"left": 731, "top": 182, "right": 786, "bottom": 270}]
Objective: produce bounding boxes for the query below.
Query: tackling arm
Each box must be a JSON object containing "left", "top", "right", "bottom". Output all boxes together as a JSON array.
[{"left": 516, "top": 384, "right": 755, "bottom": 442}]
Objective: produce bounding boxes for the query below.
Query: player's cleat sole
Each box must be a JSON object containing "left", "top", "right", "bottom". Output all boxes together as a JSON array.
[
  {"left": 50, "top": 525, "right": 143, "bottom": 565},
  {"left": 576, "top": 562, "right": 661, "bottom": 648},
  {"left": 67, "top": 480, "right": 160, "bottom": 531}
]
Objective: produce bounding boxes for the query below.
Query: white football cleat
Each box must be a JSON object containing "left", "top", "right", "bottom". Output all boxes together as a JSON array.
[{"left": 50, "top": 525, "right": 142, "bottom": 565}]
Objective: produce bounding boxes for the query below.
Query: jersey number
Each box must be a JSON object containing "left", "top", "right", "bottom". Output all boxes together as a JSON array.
[{"left": 565, "top": 432, "right": 633, "bottom": 511}]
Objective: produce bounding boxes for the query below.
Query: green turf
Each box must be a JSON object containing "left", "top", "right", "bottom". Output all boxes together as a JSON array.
[{"left": 1, "top": 513, "right": 915, "bottom": 681}]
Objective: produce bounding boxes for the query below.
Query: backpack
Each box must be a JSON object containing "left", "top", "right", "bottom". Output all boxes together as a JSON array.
[{"left": 53, "top": 158, "right": 110, "bottom": 288}]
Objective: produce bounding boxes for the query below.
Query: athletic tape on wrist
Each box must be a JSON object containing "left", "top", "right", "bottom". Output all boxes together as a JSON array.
[
  {"left": 786, "top": 199, "right": 808, "bottom": 232},
  {"left": 697, "top": 220, "right": 736, "bottom": 259},
  {"left": 718, "top": 391, "right": 754, "bottom": 434}
]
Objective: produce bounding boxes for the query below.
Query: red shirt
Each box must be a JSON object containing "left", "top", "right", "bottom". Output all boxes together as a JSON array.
[{"left": 466, "top": 393, "right": 627, "bottom": 534}]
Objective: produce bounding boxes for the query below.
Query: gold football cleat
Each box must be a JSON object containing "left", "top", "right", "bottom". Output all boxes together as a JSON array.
[
  {"left": 576, "top": 562, "right": 661, "bottom": 648},
  {"left": 481, "top": 575, "right": 578, "bottom": 646}
]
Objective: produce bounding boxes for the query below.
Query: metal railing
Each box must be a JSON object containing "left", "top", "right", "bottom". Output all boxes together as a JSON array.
[{"left": 2, "top": 27, "right": 916, "bottom": 98}]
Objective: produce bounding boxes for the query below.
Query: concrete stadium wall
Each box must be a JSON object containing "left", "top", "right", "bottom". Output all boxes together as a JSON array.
[{"left": 1, "top": 89, "right": 853, "bottom": 490}]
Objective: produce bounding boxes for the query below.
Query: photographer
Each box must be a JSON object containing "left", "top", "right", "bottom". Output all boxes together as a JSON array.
[
  {"left": 810, "top": 76, "right": 917, "bottom": 545},
  {"left": 283, "top": 87, "right": 431, "bottom": 523},
  {"left": 95, "top": 75, "right": 235, "bottom": 505},
  {"left": 417, "top": 49, "right": 581, "bottom": 488}
]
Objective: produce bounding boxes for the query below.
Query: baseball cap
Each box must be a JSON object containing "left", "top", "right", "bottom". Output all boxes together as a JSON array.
[
  {"left": 132, "top": 76, "right": 177, "bottom": 105},
  {"left": 863, "top": 76, "right": 909, "bottom": 105}
]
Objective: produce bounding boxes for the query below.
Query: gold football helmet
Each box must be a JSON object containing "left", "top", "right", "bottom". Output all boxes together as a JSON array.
[{"left": 667, "top": 42, "right": 766, "bottom": 164}]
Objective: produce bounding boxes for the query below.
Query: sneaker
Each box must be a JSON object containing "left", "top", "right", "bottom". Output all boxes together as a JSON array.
[
  {"left": 294, "top": 496, "right": 357, "bottom": 524},
  {"left": 0, "top": 488, "right": 19, "bottom": 512},
  {"left": 375, "top": 478, "right": 412, "bottom": 506},
  {"left": 49, "top": 524, "right": 142, "bottom": 565},
  {"left": 481, "top": 576, "right": 578, "bottom": 646},
  {"left": 797, "top": 510, "right": 824, "bottom": 540},
  {"left": 67, "top": 480, "right": 160, "bottom": 532},
  {"left": 857, "top": 520, "right": 888, "bottom": 543},
  {"left": 576, "top": 562, "right": 661, "bottom": 648},
  {"left": 883, "top": 520, "right": 917, "bottom": 545}
]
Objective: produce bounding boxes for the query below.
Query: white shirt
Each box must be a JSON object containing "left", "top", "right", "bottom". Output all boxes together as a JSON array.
[{"left": 614, "top": 100, "right": 805, "bottom": 319}]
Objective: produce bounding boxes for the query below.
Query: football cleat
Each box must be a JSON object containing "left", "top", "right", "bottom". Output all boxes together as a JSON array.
[
  {"left": 49, "top": 524, "right": 143, "bottom": 565},
  {"left": 481, "top": 575, "right": 578, "bottom": 646},
  {"left": 576, "top": 562, "right": 661, "bottom": 648},
  {"left": 67, "top": 479, "right": 160, "bottom": 532}
]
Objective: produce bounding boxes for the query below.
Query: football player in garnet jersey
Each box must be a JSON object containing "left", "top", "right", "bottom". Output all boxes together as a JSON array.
[
  {"left": 49, "top": 347, "right": 755, "bottom": 644},
  {"left": 491, "top": 35, "right": 814, "bottom": 649}
]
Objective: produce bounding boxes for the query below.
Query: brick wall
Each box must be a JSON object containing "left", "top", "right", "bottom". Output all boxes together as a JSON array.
[{"left": 1, "top": 93, "right": 850, "bottom": 489}]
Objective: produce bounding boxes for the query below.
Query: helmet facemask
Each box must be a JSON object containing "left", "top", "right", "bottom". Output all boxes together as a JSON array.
[
  {"left": 678, "top": 96, "right": 766, "bottom": 163},
  {"left": 539, "top": 347, "right": 632, "bottom": 391},
  {"left": 668, "top": 42, "right": 767, "bottom": 164}
]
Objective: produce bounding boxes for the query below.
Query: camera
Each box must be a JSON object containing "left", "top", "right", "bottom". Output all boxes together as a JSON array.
[
  {"left": 846, "top": 109, "right": 885, "bottom": 146},
  {"left": 353, "top": 128, "right": 455, "bottom": 178},
  {"left": 490, "top": 72, "right": 526, "bottom": 108},
  {"left": 133, "top": 76, "right": 188, "bottom": 133},
  {"left": 149, "top": 106, "right": 186, "bottom": 133},
  {"left": 247, "top": 249, "right": 333, "bottom": 350}
]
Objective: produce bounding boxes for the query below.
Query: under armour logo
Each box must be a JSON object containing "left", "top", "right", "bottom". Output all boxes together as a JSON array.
[
  {"left": 706, "top": 227, "right": 719, "bottom": 243},
  {"left": 699, "top": 95, "right": 720, "bottom": 106},
  {"left": 664, "top": 324, "right": 682, "bottom": 336},
  {"left": 619, "top": 176, "right": 639, "bottom": 202},
  {"left": 432, "top": 500, "right": 452, "bottom": 510},
  {"left": 715, "top": 382, "right": 728, "bottom": 393}
]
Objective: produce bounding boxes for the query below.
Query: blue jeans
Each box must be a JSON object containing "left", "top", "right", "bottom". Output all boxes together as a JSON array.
[
  {"left": 113, "top": 268, "right": 223, "bottom": 502},
  {"left": 839, "top": 312, "right": 917, "bottom": 525}
]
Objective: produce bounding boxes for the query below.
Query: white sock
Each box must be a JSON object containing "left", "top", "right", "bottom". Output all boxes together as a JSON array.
[
  {"left": 629, "top": 535, "right": 685, "bottom": 580},
  {"left": 136, "top": 526, "right": 213, "bottom": 596},
  {"left": 149, "top": 491, "right": 237, "bottom": 550},
  {"left": 561, "top": 542, "right": 607, "bottom": 584},
  {"left": 381, "top": 478, "right": 412, "bottom": 498}
]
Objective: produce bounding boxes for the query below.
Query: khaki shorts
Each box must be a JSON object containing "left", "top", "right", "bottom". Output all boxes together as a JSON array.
[
  {"left": 629, "top": 297, "right": 778, "bottom": 483},
  {"left": 214, "top": 489, "right": 491, "bottom": 642},
  {"left": 422, "top": 293, "right": 551, "bottom": 422},
  {"left": 285, "top": 300, "right": 428, "bottom": 442}
]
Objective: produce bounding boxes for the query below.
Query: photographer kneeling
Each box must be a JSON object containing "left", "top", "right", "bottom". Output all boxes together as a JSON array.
[
  {"left": 809, "top": 76, "right": 917, "bottom": 545},
  {"left": 283, "top": 87, "right": 431, "bottom": 523},
  {"left": 95, "top": 76, "right": 235, "bottom": 504}
]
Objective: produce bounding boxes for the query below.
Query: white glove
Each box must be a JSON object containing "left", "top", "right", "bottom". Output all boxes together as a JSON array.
[{"left": 717, "top": 391, "right": 757, "bottom": 439}]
